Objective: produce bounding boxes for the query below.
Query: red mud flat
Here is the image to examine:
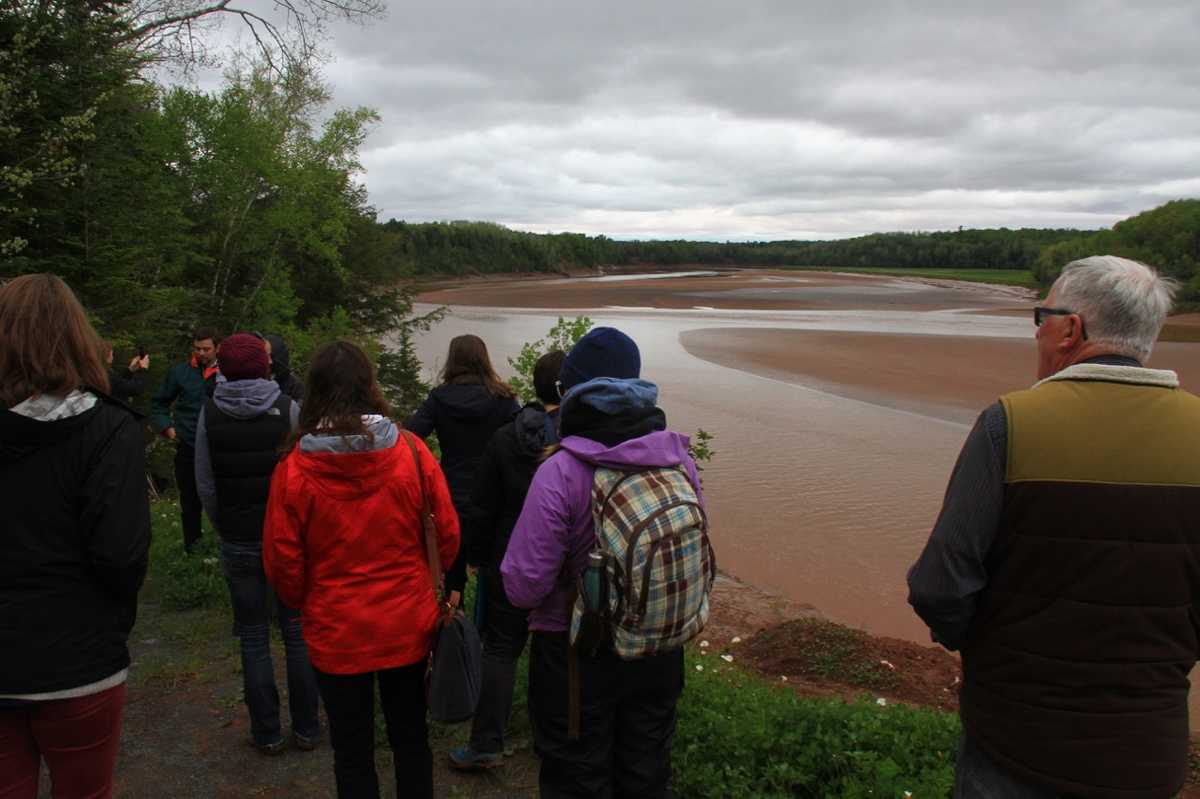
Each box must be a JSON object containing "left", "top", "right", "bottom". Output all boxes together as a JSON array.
[
  {"left": 706, "top": 571, "right": 961, "bottom": 711},
  {"left": 681, "top": 328, "right": 1200, "bottom": 424},
  {"left": 739, "top": 617, "right": 962, "bottom": 712},
  {"left": 417, "top": 269, "right": 1030, "bottom": 312}
]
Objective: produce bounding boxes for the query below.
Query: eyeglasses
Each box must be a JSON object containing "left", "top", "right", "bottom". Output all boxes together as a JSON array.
[{"left": 1033, "top": 306, "right": 1088, "bottom": 340}]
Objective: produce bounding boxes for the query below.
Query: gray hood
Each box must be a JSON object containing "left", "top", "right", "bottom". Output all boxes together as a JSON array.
[
  {"left": 300, "top": 415, "right": 399, "bottom": 453},
  {"left": 213, "top": 378, "right": 283, "bottom": 419}
]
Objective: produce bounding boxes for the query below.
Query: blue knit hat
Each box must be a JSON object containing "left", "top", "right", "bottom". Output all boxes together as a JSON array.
[{"left": 558, "top": 327, "right": 641, "bottom": 393}]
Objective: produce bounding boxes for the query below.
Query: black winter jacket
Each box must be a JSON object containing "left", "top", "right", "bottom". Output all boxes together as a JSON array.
[
  {"left": 265, "top": 335, "right": 304, "bottom": 402},
  {"left": 466, "top": 404, "right": 559, "bottom": 570},
  {"left": 405, "top": 382, "right": 519, "bottom": 591},
  {"left": 0, "top": 394, "right": 151, "bottom": 695},
  {"left": 107, "top": 367, "right": 145, "bottom": 401}
]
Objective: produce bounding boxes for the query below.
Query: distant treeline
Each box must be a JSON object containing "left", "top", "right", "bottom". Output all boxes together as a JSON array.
[{"left": 381, "top": 199, "right": 1200, "bottom": 301}]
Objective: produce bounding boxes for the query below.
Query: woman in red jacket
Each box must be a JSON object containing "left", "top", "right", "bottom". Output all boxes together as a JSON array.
[{"left": 264, "top": 341, "right": 458, "bottom": 799}]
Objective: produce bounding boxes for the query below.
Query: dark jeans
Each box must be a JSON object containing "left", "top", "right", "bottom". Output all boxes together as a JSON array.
[
  {"left": 174, "top": 441, "right": 202, "bottom": 552},
  {"left": 954, "top": 735, "right": 1063, "bottom": 799},
  {"left": 0, "top": 684, "right": 126, "bottom": 799},
  {"left": 530, "top": 631, "right": 684, "bottom": 799},
  {"left": 467, "top": 569, "right": 530, "bottom": 754},
  {"left": 220, "top": 540, "right": 319, "bottom": 747},
  {"left": 313, "top": 661, "right": 431, "bottom": 799}
]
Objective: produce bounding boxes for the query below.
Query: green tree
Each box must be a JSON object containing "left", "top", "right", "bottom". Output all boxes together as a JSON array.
[
  {"left": 508, "top": 316, "right": 594, "bottom": 403},
  {"left": 0, "top": 1, "right": 140, "bottom": 259}
]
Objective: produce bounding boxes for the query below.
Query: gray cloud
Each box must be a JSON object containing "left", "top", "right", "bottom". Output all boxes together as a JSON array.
[{"left": 217, "top": 0, "right": 1200, "bottom": 238}]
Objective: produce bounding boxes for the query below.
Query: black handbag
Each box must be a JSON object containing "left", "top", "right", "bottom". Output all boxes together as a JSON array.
[{"left": 401, "top": 432, "right": 482, "bottom": 724}]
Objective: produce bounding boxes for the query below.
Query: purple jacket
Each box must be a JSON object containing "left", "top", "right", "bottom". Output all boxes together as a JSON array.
[{"left": 500, "top": 430, "right": 704, "bottom": 632}]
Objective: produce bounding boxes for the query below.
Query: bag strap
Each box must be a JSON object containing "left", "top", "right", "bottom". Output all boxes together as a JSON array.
[
  {"left": 565, "top": 584, "right": 582, "bottom": 741},
  {"left": 401, "top": 431, "right": 444, "bottom": 595}
]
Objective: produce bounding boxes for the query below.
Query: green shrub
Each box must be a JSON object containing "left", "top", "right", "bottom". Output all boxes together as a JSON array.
[
  {"left": 146, "top": 501, "right": 228, "bottom": 611},
  {"left": 675, "top": 653, "right": 959, "bottom": 798}
]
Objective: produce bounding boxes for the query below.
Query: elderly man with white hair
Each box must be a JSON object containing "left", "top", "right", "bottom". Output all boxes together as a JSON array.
[{"left": 908, "top": 255, "right": 1200, "bottom": 798}]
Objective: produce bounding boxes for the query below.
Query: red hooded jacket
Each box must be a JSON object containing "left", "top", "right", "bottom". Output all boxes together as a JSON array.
[{"left": 263, "top": 429, "right": 459, "bottom": 674}]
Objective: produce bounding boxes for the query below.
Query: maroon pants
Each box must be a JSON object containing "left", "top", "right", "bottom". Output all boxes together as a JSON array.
[{"left": 0, "top": 683, "right": 126, "bottom": 799}]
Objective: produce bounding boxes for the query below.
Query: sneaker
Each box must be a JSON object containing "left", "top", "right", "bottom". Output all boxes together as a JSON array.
[
  {"left": 292, "top": 731, "right": 321, "bottom": 752},
  {"left": 448, "top": 746, "right": 503, "bottom": 771},
  {"left": 254, "top": 738, "right": 287, "bottom": 756}
]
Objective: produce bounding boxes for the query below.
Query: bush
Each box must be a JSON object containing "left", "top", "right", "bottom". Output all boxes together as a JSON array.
[
  {"left": 146, "top": 501, "right": 228, "bottom": 611},
  {"left": 675, "top": 653, "right": 959, "bottom": 798}
]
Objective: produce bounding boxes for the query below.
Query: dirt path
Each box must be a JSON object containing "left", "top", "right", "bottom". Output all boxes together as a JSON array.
[{"left": 109, "top": 597, "right": 539, "bottom": 798}]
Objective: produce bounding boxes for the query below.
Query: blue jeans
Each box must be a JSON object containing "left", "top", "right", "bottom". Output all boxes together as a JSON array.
[
  {"left": 954, "top": 735, "right": 1063, "bottom": 799},
  {"left": 220, "top": 540, "right": 320, "bottom": 746},
  {"left": 468, "top": 567, "right": 530, "bottom": 754}
]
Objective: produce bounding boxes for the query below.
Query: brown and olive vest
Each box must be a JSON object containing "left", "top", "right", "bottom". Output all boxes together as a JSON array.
[{"left": 961, "top": 363, "right": 1200, "bottom": 799}]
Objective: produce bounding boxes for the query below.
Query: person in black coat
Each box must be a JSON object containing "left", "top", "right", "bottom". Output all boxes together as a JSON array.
[
  {"left": 0, "top": 274, "right": 151, "bottom": 799},
  {"left": 264, "top": 334, "right": 304, "bottom": 402},
  {"left": 103, "top": 340, "right": 150, "bottom": 402},
  {"left": 449, "top": 350, "right": 564, "bottom": 771},
  {"left": 404, "top": 334, "right": 520, "bottom": 603}
]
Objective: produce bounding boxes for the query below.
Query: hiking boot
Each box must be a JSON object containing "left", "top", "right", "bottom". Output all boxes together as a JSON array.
[
  {"left": 448, "top": 746, "right": 503, "bottom": 771},
  {"left": 292, "top": 731, "right": 321, "bottom": 752},
  {"left": 254, "top": 738, "right": 287, "bottom": 756}
]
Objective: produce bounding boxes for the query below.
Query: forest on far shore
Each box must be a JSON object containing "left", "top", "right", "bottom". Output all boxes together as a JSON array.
[{"left": 382, "top": 199, "right": 1200, "bottom": 303}]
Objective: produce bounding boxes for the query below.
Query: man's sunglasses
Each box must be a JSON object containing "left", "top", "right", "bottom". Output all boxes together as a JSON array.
[{"left": 1033, "top": 306, "right": 1088, "bottom": 340}]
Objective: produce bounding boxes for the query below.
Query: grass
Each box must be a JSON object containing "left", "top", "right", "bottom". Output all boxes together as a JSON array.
[
  {"left": 781, "top": 265, "right": 1039, "bottom": 288},
  {"left": 676, "top": 653, "right": 959, "bottom": 798}
]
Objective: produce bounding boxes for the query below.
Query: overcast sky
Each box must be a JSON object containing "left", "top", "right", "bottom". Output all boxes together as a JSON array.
[{"left": 203, "top": 1, "right": 1200, "bottom": 240}]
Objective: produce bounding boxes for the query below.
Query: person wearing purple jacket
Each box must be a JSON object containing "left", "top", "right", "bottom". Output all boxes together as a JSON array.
[{"left": 501, "top": 327, "right": 701, "bottom": 799}]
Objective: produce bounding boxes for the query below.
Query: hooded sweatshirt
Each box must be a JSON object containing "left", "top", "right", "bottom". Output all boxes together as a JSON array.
[
  {"left": 0, "top": 391, "right": 151, "bottom": 697},
  {"left": 262, "top": 418, "right": 460, "bottom": 673},
  {"left": 501, "top": 378, "right": 702, "bottom": 632},
  {"left": 194, "top": 378, "right": 299, "bottom": 538}
]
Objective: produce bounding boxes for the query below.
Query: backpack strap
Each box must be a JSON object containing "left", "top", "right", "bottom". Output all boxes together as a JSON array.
[{"left": 401, "top": 431, "right": 444, "bottom": 599}]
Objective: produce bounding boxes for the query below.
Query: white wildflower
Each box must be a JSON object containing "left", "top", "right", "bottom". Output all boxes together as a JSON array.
[
  {"left": 731, "top": 636, "right": 742, "bottom": 644},
  {"left": 876, "top": 697, "right": 887, "bottom": 707},
  {"left": 202, "top": 557, "right": 217, "bottom": 566},
  {"left": 699, "top": 640, "right": 709, "bottom": 648},
  {"left": 695, "top": 664, "right": 704, "bottom": 672},
  {"left": 879, "top": 659, "right": 896, "bottom": 670},
  {"left": 904, "top": 792, "right": 913, "bottom": 798},
  {"left": 720, "top": 654, "right": 733, "bottom": 663},
  {"left": 780, "top": 676, "right": 788, "bottom": 682}
]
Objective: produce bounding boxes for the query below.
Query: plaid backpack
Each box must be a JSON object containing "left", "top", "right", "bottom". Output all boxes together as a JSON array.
[{"left": 569, "top": 465, "right": 716, "bottom": 660}]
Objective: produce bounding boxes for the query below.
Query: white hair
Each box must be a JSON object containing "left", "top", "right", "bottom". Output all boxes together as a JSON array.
[{"left": 1051, "top": 255, "right": 1178, "bottom": 362}]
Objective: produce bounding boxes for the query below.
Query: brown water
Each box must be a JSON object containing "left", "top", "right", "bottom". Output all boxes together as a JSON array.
[
  {"left": 409, "top": 301, "right": 1026, "bottom": 643},
  {"left": 408, "top": 274, "right": 1200, "bottom": 656}
]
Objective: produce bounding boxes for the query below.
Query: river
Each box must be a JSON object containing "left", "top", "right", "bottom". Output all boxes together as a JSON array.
[{"left": 409, "top": 270, "right": 1200, "bottom": 654}]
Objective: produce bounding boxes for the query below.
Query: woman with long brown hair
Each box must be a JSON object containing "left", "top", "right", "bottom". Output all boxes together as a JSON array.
[
  {"left": 405, "top": 334, "right": 519, "bottom": 604},
  {"left": 0, "top": 274, "right": 151, "bottom": 799},
  {"left": 263, "top": 341, "right": 459, "bottom": 799}
]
